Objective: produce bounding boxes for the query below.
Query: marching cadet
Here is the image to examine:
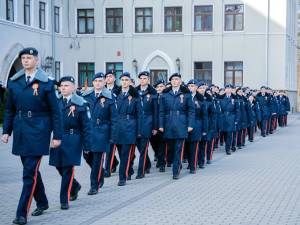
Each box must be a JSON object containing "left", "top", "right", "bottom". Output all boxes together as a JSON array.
[
  {"left": 268, "top": 89, "right": 278, "bottom": 134},
  {"left": 277, "top": 90, "right": 290, "bottom": 127},
  {"left": 150, "top": 80, "right": 167, "bottom": 172},
  {"left": 104, "top": 70, "right": 120, "bottom": 177},
  {"left": 159, "top": 73, "right": 195, "bottom": 179},
  {"left": 256, "top": 86, "right": 271, "bottom": 137},
  {"left": 211, "top": 85, "right": 223, "bottom": 150},
  {"left": 219, "top": 85, "right": 240, "bottom": 155},
  {"left": 247, "top": 93, "right": 261, "bottom": 142},
  {"left": 1, "top": 47, "right": 62, "bottom": 225},
  {"left": 82, "top": 73, "right": 115, "bottom": 195},
  {"left": 49, "top": 76, "right": 91, "bottom": 210},
  {"left": 135, "top": 71, "right": 158, "bottom": 179},
  {"left": 203, "top": 88, "right": 218, "bottom": 165},
  {"left": 114, "top": 72, "right": 141, "bottom": 186},
  {"left": 186, "top": 80, "right": 208, "bottom": 173}
]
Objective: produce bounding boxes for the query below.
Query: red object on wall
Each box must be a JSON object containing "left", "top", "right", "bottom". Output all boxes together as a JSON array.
[{"left": 117, "top": 51, "right": 121, "bottom": 57}]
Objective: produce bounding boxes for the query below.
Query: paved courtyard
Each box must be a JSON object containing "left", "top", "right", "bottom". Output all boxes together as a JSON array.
[{"left": 0, "top": 114, "right": 300, "bottom": 225}]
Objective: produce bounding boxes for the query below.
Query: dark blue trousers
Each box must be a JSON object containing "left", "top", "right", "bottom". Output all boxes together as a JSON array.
[
  {"left": 198, "top": 140, "right": 206, "bottom": 166},
  {"left": 136, "top": 138, "right": 150, "bottom": 176},
  {"left": 224, "top": 131, "right": 234, "bottom": 152},
  {"left": 104, "top": 144, "right": 119, "bottom": 175},
  {"left": 117, "top": 144, "right": 135, "bottom": 182},
  {"left": 166, "top": 139, "right": 185, "bottom": 176},
  {"left": 186, "top": 141, "right": 199, "bottom": 171},
  {"left": 56, "top": 166, "right": 79, "bottom": 204},
  {"left": 17, "top": 156, "right": 48, "bottom": 218},
  {"left": 84, "top": 152, "right": 105, "bottom": 190}
]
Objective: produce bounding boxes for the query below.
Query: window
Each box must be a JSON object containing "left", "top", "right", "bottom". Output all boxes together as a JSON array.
[
  {"left": 194, "top": 5, "right": 213, "bottom": 32},
  {"left": 225, "top": 4, "right": 244, "bottom": 31},
  {"left": 24, "top": 0, "right": 30, "bottom": 25},
  {"left": 54, "top": 6, "right": 60, "bottom": 33},
  {"left": 164, "top": 7, "right": 182, "bottom": 32},
  {"left": 106, "top": 62, "right": 123, "bottom": 85},
  {"left": 150, "top": 70, "right": 168, "bottom": 85},
  {"left": 54, "top": 61, "right": 61, "bottom": 80},
  {"left": 106, "top": 8, "right": 123, "bottom": 33},
  {"left": 6, "top": 0, "right": 14, "bottom": 21},
  {"left": 39, "top": 2, "right": 46, "bottom": 29},
  {"left": 78, "top": 63, "right": 95, "bottom": 87},
  {"left": 194, "top": 62, "right": 212, "bottom": 85},
  {"left": 135, "top": 8, "right": 153, "bottom": 33},
  {"left": 77, "top": 9, "right": 94, "bottom": 34},
  {"left": 224, "top": 61, "right": 243, "bottom": 86}
]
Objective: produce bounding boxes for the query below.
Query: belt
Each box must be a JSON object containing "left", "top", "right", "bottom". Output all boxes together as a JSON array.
[
  {"left": 166, "top": 111, "right": 186, "bottom": 116},
  {"left": 118, "top": 115, "right": 135, "bottom": 119},
  {"left": 64, "top": 129, "right": 80, "bottom": 134},
  {"left": 18, "top": 110, "right": 50, "bottom": 118},
  {"left": 95, "top": 118, "right": 109, "bottom": 124}
]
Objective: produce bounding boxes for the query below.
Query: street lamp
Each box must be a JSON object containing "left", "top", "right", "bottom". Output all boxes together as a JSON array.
[
  {"left": 176, "top": 58, "right": 181, "bottom": 73},
  {"left": 41, "top": 56, "right": 54, "bottom": 72}
]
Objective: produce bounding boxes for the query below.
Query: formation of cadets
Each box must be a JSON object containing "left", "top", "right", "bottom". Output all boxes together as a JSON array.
[{"left": 1, "top": 48, "right": 291, "bottom": 225}]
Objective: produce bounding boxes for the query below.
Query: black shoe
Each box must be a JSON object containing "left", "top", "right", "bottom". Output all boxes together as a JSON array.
[
  {"left": 156, "top": 163, "right": 160, "bottom": 168},
  {"left": 61, "top": 203, "right": 69, "bottom": 210},
  {"left": 187, "top": 165, "right": 190, "bottom": 170},
  {"left": 127, "top": 175, "right": 131, "bottom": 181},
  {"left": 104, "top": 170, "right": 111, "bottom": 178},
  {"left": 13, "top": 216, "right": 27, "bottom": 225},
  {"left": 207, "top": 160, "right": 212, "bottom": 164},
  {"left": 99, "top": 180, "right": 104, "bottom": 188},
  {"left": 167, "top": 163, "right": 172, "bottom": 167},
  {"left": 111, "top": 167, "right": 117, "bottom": 173},
  {"left": 199, "top": 164, "right": 205, "bottom": 169},
  {"left": 220, "top": 143, "right": 224, "bottom": 146},
  {"left": 262, "top": 134, "right": 266, "bottom": 137},
  {"left": 154, "top": 156, "right": 157, "bottom": 162},
  {"left": 159, "top": 166, "right": 165, "bottom": 172},
  {"left": 173, "top": 175, "right": 179, "bottom": 180},
  {"left": 226, "top": 151, "right": 231, "bottom": 155},
  {"left": 118, "top": 180, "right": 126, "bottom": 186},
  {"left": 182, "top": 159, "right": 187, "bottom": 163},
  {"left": 145, "top": 168, "right": 150, "bottom": 174},
  {"left": 238, "top": 146, "right": 242, "bottom": 149},
  {"left": 190, "top": 170, "right": 196, "bottom": 174},
  {"left": 136, "top": 174, "right": 144, "bottom": 179},
  {"left": 88, "top": 188, "right": 98, "bottom": 195},
  {"left": 70, "top": 184, "right": 81, "bottom": 201},
  {"left": 249, "top": 139, "right": 253, "bottom": 142},
  {"left": 31, "top": 204, "right": 49, "bottom": 216},
  {"left": 231, "top": 147, "right": 236, "bottom": 152}
]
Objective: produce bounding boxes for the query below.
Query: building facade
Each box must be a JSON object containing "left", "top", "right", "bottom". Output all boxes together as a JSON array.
[{"left": 0, "top": 0, "right": 298, "bottom": 110}]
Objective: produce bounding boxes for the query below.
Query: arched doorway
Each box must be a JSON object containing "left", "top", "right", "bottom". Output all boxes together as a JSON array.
[
  {"left": 142, "top": 50, "right": 175, "bottom": 85},
  {"left": 8, "top": 58, "right": 22, "bottom": 78}
]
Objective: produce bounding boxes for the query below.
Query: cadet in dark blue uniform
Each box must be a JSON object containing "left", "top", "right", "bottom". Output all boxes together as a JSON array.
[
  {"left": 150, "top": 80, "right": 167, "bottom": 172},
  {"left": 277, "top": 90, "right": 290, "bottom": 127},
  {"left": 135, "top": 71, "right": 158, "bottom": 179},
  {"left": 2, "top": 48, "right": 62, "bottom": 225},
  {"left": 219, "top": 85, "right": 240, "bottom": 155},
  {"left": 268, "top": 89, "right": 278, "bottom": 134},
  {"left": 247, "top": 93, "right": 261, "bottom": 142},
  {"left": 114, "top": 72, "right": 141, "bottom": 186},
  {"left": 256, "top": 86, "right": 271, "bottom": 137},
  {"left": 82, "top": 73, "right": 115, "bottom": 195},
  {"left": 186, "top": 80, "right": 208, "bottom": 173},
  {"left": 159, "top": 73, "right": 195, "bottom": 179},
  {"left": 49, "top": 76, "right": 91, "bottom": 210},
  {"left": 104, "top": 70, "right": 120, "bottom": 177}
]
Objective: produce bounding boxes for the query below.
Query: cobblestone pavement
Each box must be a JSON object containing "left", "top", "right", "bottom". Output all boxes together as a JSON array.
[{"left": 0, "top": 114, "right": 300, "bottom": 225}]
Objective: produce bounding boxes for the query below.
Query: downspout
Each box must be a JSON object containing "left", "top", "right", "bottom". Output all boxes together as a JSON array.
[
  {"left": 266, "top": 0, "right": 270, "bottom": 86},
  {"left": 51, "top": 0, "right": 55, "bottom": 76}
]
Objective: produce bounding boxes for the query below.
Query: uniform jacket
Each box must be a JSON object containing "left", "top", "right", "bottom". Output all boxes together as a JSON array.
[
  {"left": 219, "top": 94, "right": 240, "bottom": 132},
  {"left": 256, "top": 93, "right": 271, "bottom": 120}
]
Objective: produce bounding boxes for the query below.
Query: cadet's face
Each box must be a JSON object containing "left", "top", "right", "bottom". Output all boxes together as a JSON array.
[
  {"left": 156, "top": 84, "right": 165, "bottom": 93},
  {"left": 59, "top": 81, "right": 75, "bottom": 97},
  {"left": 261, "top": 88, "right": 266, "bottom": 94},
  {"left": 139, "top": 75, "right": 149, "bottom": 86},
  {"left": 237, "top": 90, "right": 243, "bottom": 96},
  {"left": 105, "top": 74, "right": 115, "bottom": 84},
  {"left": 197, "top": 86, "right": 206, "bottom": 94},
  {"left": 225, "top": 88, "right": 232, "bottom": 95},
  {"left": 249, "top": 95, "right": 254, "bottom": 102},
  {"left": 171, "top": 77, "right": 181, "bottom": 87},
  {"left": 188, "top": 84, "right": 197, "bottom": 93},
  {"left": 21, "top": 55, "right": 38, "bottom": 70},
  {"left": 121, "top": 77, "right": 130, "bottom": 88},
  {"left": 93, "top": 78, "right": 105, "bottom": 90}
]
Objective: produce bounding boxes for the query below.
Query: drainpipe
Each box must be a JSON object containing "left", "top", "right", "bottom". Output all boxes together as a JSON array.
[
  {"left": 266, "top": 0, "right": 270, "bottom": 86},
  {"left": 51, "top": 0, "right": 55, "bottom": 76}
]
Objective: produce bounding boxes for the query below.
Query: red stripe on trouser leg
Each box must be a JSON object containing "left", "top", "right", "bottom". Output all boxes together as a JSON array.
[
  {"left": 26, "top": 158, "right": 42, "bottom": 216},
  {"left": 235, "top": 131, "right": 238, "bottom": 146},
  {"left": 67, "top": 167, "right": 75, "bottom": 203},
  {"left": 178, "top": 141, "right": 185, "bottom": 176},
  {"left": 204, "top": 142, "right": 207, "bottom": 164},
  {"left": 109, "top": 145, "right": 117, "bottom": 173},
  {"left": 142, "top": 141, "right": 149, "bottom": 175},
  {"left": 194, "top": 142, "right": 199, "bottom": 171},
  {"left": 164, "top": 143, "right": 168, "bottom": 162},
  {"left": 125, "top": 145, "right": 133, "bottom": 179},
  {"left": 97, "top": 153, "right": 105, "bottom": 190},
  {"left": 210, "top": 139, "right": 215, "bottom": 160}
]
